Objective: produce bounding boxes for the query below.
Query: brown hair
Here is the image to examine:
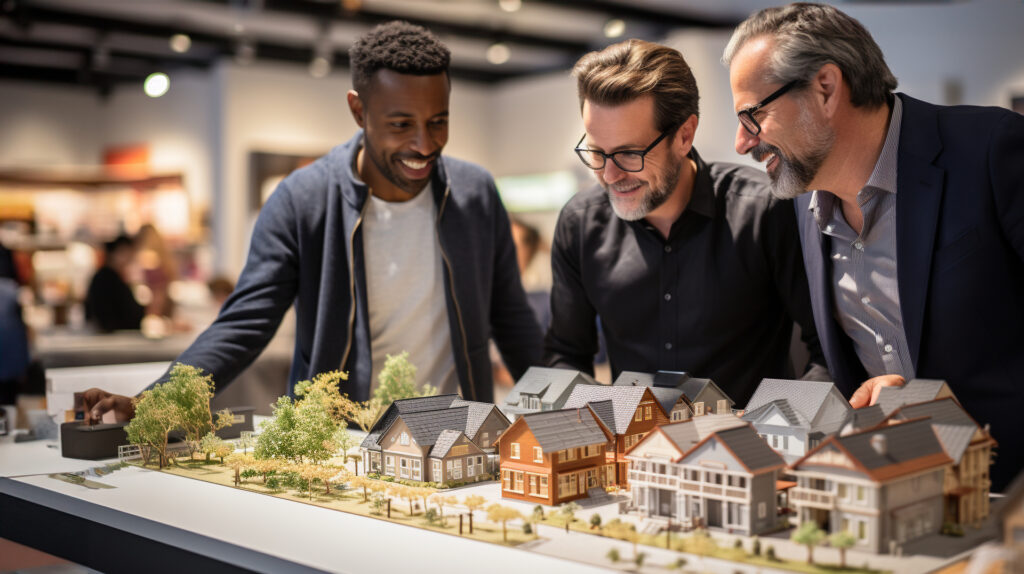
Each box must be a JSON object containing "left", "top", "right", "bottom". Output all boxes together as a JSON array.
[{"left": 572, "top": 39, "right": 699, "bottom": 133}]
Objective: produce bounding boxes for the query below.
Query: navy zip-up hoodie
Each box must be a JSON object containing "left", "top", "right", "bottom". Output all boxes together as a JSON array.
[{"left": 164, "top": 132, "right": 542, "bottom": 403}]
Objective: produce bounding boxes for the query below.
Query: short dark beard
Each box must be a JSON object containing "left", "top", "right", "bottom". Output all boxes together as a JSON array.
[
  {"left": 362, "top": 136, "right": 433, "bottom": 196},
  {"left": 606, "top": 152, "right": 682, "bottom": 221}
]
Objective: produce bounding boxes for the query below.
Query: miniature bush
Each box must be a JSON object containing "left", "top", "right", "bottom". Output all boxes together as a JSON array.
[
  {"left": 368, "top": 472, "right": 380, "bottom": 480},
  {"left": 533, "top": 505, "right": 545, "bottom": 520},
  {"left": 734, "top": 538, "right": 743, "bottom": 550},
  {"left": 590, "top": 513, "right": 602, "bottom": 529},
  {"left": 670, "top": 557, "right": 688, "bottom": 570},
  {"left": 266, "top": 476, "right": 281, "bottom": 490},
  {"left": 424, "top": 508, "right": 439, "bottom": 525},
  {"left": 752, "top": 536, "right": 761, "bottom": 556},
  {"left": 241, "top": 469, "right": 259, "bottom": 480},
  {"left": 765, "top": 545, "right": 777, "bottom": 561},
  {"left": 382, "top": 475, "right": 395, "bottom": 482},
  {"left": 941, "top": 521, "right": 965, "bottom": 537},
  {"left": 522, "top": 522, "right": 532, "bottom": 535},
  {"left": 633, "top": 552, "right": 646, "bottom": 568},
  {"left": 606, "top": 548, "right": 620, "bottom": 563}
]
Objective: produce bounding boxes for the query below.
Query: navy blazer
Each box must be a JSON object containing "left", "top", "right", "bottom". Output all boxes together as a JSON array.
[{"left": 796, "top": 94, "right": 1024, "bottom": 491}]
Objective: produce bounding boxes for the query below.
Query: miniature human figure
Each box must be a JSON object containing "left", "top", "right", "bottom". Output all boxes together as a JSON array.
[
  {"left": 723, "top": 3, "right": 1024, "bottom": 490},
  {"left": 544, "top": 39, "right": 828, "bottom": 406},
  {"left": 84, "top": 235, "right": 146, "bottom": 333},
  {"left": 81, "top": 21, "right": 542, "bottom": 423}
]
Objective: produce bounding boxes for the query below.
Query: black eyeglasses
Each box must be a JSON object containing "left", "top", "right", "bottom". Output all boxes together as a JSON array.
[
  {"left": 574, "top": 127, "right": 675, "bottom": 172},
  {"left": 737, "top": 80, "right": 799, "bottom": 136}
]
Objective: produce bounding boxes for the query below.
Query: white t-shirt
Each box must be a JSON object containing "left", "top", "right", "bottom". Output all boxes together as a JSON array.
[{"left": 362, "top": 183, "right": 458, "bottom": 396}]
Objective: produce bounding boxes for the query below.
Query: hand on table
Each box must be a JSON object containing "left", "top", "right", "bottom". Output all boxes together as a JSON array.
[
  {"left": 848, "top": 374, "right": 906, "bottom": 409},
  {"left": 80, "top": 388, "right": 136, "bottom": 424}
]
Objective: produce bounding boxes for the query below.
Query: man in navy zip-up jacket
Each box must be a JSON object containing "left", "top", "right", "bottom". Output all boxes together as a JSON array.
[{"left": 83, "top": 22, "right": 541, "bottom": 421}]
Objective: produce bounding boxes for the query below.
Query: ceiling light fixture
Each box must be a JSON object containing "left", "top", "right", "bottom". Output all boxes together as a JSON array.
[
  {"left": 235, "top": 38, "right": 255, "bottom": 66},
  {"left": 309, "top": 55, "right": 331, "bottom": 78},
  {"left": 486, "top": 42, "right": 510, "bottom": 65},
  {"left": 144, "top": 72, "right": 170, "bottom": 98},
  {"left": 604, "top": 18, "right": 626, "bottom": 39},
  {"left": 169, "top": 33, "right": 191, "bottom": 54},
  {"left": 498, "top": 0, "right": 521, "bottom": 13}
]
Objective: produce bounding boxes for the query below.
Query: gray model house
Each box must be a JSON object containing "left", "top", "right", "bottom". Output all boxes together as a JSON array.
[
  {"left": 884, "top": 398, "right": 996, "bottom": 528},
  {"left": 613, "top": 370, "right": 692, "bottom": 422},
  {"left": 360, "top": 394, "right": 510, "bottom": 482},
  {"left": 789, "top": 418, "right": 953, "bottom": 553},
  {"left": 741, "top": 379, "right": 852, "bottom": 462},
  {"left": 839, "top": 405, "right": 887, "bottom": 436},
  {"left": 625, "top": 418, "right": 784, "bottom": 535},
  {"left": 875, "top": 378, "right": 957, "bottom": 415},
  {"left": 502, "top": 366, "right": 597, "bottom": 420},
  {"left": 679, "top": 377, "right": 734, "bottom": 416}
]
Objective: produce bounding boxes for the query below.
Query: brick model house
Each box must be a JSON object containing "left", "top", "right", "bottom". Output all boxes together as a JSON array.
[
  {"left": 495, "top": 407, "right": 615, "bottom": 506},
  {"left": 360, "top": 394, "right": 510, "bottom": 484},
  {"left": 562, "top": 385, "right": 671, "bottom": 486}
]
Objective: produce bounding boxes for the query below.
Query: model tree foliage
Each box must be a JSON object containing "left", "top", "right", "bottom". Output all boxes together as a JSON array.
[
  {"left": 792, "top": 521, "right": 826, "bottom": 565},
  {"left": 373, "top": 352, "right": 437, "bottom": 406},
  {"left": 829, "top": 530, "right": 857, "bottom": 568},
  {"left": 486, "top": 504, "right": 523, "bottom": 543}
]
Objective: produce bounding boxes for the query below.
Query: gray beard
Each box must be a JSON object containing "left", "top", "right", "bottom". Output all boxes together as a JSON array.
[
  {"left": 755, "top": 112, "right": 835, "bottom": 200},
  {"left": 606, "top": 155, "right": 681, "bottom": 221}
]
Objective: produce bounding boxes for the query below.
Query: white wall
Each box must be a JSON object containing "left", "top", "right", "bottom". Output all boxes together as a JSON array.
[{"left": 0, "top": 81, "right": 103, "bottom": 168}]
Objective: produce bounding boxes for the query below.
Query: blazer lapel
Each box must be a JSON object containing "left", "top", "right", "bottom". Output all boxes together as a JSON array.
[{"left": 894, "top": 94, "right": 945, "bottom": 368}]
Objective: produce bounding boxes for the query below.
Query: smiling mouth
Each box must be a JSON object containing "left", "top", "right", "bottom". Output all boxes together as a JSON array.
[
  {"left": 765, "top": 153, "right": 779, "bottom": 172},
  {"left": 400, "top": 158, "right": 429, "bottom": 170},
  {"left": 610, "top": 182, "right": 643, "bottom": 195}
]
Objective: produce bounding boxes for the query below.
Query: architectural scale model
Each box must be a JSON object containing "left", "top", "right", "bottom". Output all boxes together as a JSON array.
[
  {"left": 501, "top": 366, "right": 597, "bottom": 420},
  {"left": 113, "top": 362, "right": 1003, "bottom": 573}
]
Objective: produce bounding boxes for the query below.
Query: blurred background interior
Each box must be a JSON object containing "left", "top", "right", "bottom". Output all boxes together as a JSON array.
[{"left": 1, "top": 0, "right": 1023, "bottom": 428}]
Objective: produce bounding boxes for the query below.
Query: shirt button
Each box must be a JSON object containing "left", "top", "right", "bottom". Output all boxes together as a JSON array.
[
  {"left": 833, "top": 253, "right": 842, "bottom": 260},
  {"left": 665, "top": 342, "right": 673, "bottom": 350},
  {"left": 883, "top": 344, "right": 894, "bottom": 353},
  {"left": 825, "top": 224, "right": 834, "bottom": 233},
  {"left": 861, "top": 296, "right": 870, "bottom": 305},
  {"left": 664, "top": 245, "right": 672, "bottom": 253},
  {"left": 664, "top": 293, "right": 672, "bottom": 301},
  {"left": 854, "top": 241, "right": 864, "bottom": 251}
]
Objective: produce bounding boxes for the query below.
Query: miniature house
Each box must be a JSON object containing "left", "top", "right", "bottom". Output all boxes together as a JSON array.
[
  {"left": 502, "top": 366, "right": 597, "bottom": 420},
  {"left": 625, "top": 417, "right": 784, "bottom": 535},
  {"left": 875, "top": 378, "right": 956, "bottom": 416},
  {"left": 789, "top": 418, "right": 953, "bottom": 554},
  {"left": 613, "top": 371, "right": 693, "bottom": 422},
  {"left": 678, "top": 377, "right": 734, "bottom": 417},
  {"left": 999, "top": 471, "right": 1024, "bottom": 572},
  {"left": 562, "top": 385, "right": 671, "bottom": 486},
  {"left": 359, "top": 394, "right": 510, "bottom": 484},
  {"left": 741, "top": 379, "right": 852, "bottom": 462},
  {"left": 883, "top": 398, "right": 996, "bottom": 528},
  {"left": 495, "top": 408, "right": 615, "bottom": 506}
]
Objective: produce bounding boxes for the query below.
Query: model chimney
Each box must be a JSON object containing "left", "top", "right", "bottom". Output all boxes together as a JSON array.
[
  {"left": 870, "top": 433, "right": 887, "bottom": 455},
  {"left": 577, "top": 408, "right": 582, "bottom": 423}
]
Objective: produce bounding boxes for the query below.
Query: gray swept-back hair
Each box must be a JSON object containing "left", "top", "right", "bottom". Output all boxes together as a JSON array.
[{"left": 722, "top": 3, "right": 896, "bottom": 108}]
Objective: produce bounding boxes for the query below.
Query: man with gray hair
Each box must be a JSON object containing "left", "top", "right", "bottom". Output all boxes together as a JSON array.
[{"left": 724, "top": 2, "right": 1024, "bottom": 490}]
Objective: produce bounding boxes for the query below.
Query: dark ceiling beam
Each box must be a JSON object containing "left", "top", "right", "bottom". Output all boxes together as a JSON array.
[{"left": 528, "top": 0, "right": 743, "bottom": 30}]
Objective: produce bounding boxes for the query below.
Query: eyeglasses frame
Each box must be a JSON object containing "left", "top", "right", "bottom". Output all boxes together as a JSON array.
[
  {"left": 574, "top": 126, "right": 677, "bottom": 173},
  {"left": 737, "top": 80, "right": 799, "bottom": 136}
]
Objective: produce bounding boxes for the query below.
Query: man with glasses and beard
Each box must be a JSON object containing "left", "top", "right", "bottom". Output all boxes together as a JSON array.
[
  {"left": 724, "top": 3, "right": 1024, "bottom": 491},
  {"left": 543, "top": 39, "right": 829, "bottom": 408},
  {"left": 80, "top": 21, "right": 542, "bottom": 421}
]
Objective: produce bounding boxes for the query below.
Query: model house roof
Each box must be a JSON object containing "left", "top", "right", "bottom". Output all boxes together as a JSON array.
[
  {"left": 885, "top": 398, "right": 992, "bottom": 464},
  {"left": 585, "top": 399, "right": 616, "bottom": 432},
  {"left": 430, "top": 429, "right": 469, "bottom": 459},
  {"left": 562, "top": 384, "right": 653, "bottom": 434},
  {"left": 612, "top": 370, "right": 691, "bottom": 389},
  {"left": 450, "top": 398, "right": 506, "bottom": 439},
  {"left": 840, "top": 405, "right": 887, "bottom": 435},
  {"left": 641, "top": 414, "right": 747, "bottom": 456},
  {"left": 742, "top": 379, "right": 849, "bottom": 435},
  {"left": 504, "top": 367, "right": 596, "bottom": 409},
  {"left": 742, "top": 399, "right": 809, "bottom": 428},
  {"left": 695, "top": 425, "right": 786, "bottom": 473},
  {"left": 649, "top": 387, "right": 687, "bottom": 416},
  {"left": 794, "top": 418, "right": 952, "bottom": 482},
  {"left": 876, "top": 379, "right": 955, "bottom": 415},
  {"left": 359, "top": 394, "right": 460, "bottom": 450},
  {"left": 678, "top": 377, "right": 731, "bottom": 406},
  {"left": 398, "top": 406, "right": 470, "bottom": 448},
  {"left": 520, "top": 409, "right": 609, "bottom": 453}
]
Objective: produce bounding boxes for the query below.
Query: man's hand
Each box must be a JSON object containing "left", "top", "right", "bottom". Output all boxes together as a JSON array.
[
  {"left": 80, "top": 388, "right": 136, "bottom": 424},
  {"left": 848, "top": 374, "right": 906, "bottom": 409}
]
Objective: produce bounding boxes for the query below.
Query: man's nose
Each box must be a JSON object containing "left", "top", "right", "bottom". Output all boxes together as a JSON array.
[{"left": 735, "top": 123, "right": 759, "bottom": 156}]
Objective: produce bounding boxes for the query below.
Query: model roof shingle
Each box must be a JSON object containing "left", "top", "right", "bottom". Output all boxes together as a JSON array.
[
  {"left": 563, "top": 385, "right": 651, "bottom": 434},
  {"left": 650, "top": 414, "right": 747, "bottom": 456},
  {"left": 521, "top": 409, "right": 609, "bottom": 452},
  {"left": 359, "top": 394, "right": 459, "bottom": 450},
  {"left": 613, "top": 370, "right": 690, "bottom": 389},
  {"left": 707, "top": 425, "right": 786, "bottom": 473},
  {"left": 430, "top": 429, "right": 466, "bottom": 458},
  {"left": 679, "top": 377, "right": 723, "bottom": 404},
  {"left": 504, "top": 367, "right": 596, "bottom": 409},
  {"left": 840, "top": 405, "right": 887, "bottom": 435},
  {"left": 450, "top": 398, "right": 504, "bottom": 439},
  {"left": 399, "top": 406, "right": 470, "bottom": 448},
  {"left": 876, "top": 379, "right": 954, "bottom": 415},
  {"left": 649, "top": 387, "right": 686, "bottom": 416},
  {"left": 742, "top": 399, "right": 808, "bottom": 427},
  {"left": 887, "top": 398, "right": 988, "bottom": 464},
  {"left": 743, "top": 379, "right": 849, "bottom": 435}
]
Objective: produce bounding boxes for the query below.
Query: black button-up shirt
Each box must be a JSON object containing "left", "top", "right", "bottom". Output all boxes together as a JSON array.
[{"left": 544, "top": 149, "right": 828, "bottom": 406}]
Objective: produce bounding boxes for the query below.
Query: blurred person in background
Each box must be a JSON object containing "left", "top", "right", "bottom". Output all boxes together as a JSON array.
[
  {"left": 84, "top": 235, "right": 145, "bottom": 333},
  {"left": 135, "top": 223, "right": 178, "bottom": 320}
]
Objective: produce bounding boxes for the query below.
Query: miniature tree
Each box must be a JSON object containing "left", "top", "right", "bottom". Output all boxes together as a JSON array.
[
  {"left": 224, "top": 453, "right": 252, "bottom": 486},
  {"left": 590, "top": 513, "right": 602, "bottom": 530},
  {"left": 391, "top": 484, "right": 413, "bottom": 515},
  {"left": 791, "top": 521, "right": 826, "bottom": 565},
  {"left": 125, "top": 381, "right": 180, "bottom": 469},
  {"left": 374, "top": 352, "right": 431, "bottom": 406},
  {"left": 370, "top": 492, "right": 388, "bottom": 515},
  {"left": 348, "top": 398, "right": 384, "bottom": 432},
  {"left": 633, "top": 552, "right": 646, "bottom": 569},
  {"left": 486, "top": 504, "right": 523, "bottom": 543},
  {"left": 463, "top": 495, "right": 486, "bottom": 520},
  {"left": 333, "top": 425, "right": 355, "bottom": 464},
  {"left": 415, "top": 486, "right": 437, "bottom": 516},
  {"left": 752, "top": 535, "right": 762, "bottom": 556},
  {"left": 200, "top": 432, "right": 228, "bottom": 462},
  {"left": 293, "top": 393, "right": 337, "bottom": 465},
  {"left": 159, "top": 364, "right": 231, "bottom": 459},
  {"left": 293, "top": 370, "right": 350, "bottom": 424},
  {"left": 255, "top": 396, "right": 301, "bottom": 461},
  {"left": 606, "top": 548, "right": 620, "bottom": 564},
  {"left": 431, "top": 493, "right": 458, "bottom": 526},
  {"left": 349, "top": 475, "right": 372, "bottom": 502},
  {"left": 214, "top": 442, "right": 233, "bottom": 463},
  {"left": 829, "top": 530, "right": 857, "bottom": 569},
  {"left": 348, "top": 453, "right": 361, "bottom": 475},
  {"left": 236, "top": 433, "right": 254, "bottom": 454},
  {"left": 531, "top": 505, "right": 545, "bottom": 531},
  {"left": 559, "top": 501, "right": 580, "bottom": 533}
]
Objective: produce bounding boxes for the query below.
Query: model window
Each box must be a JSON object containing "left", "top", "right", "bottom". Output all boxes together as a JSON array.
[
  {"left": 783, "top": 435, "right": 789, "bottom": 450},
  {"left": 502, "top": 470, "right": 512, "bottom": 491},
  {"left": 481, "top": 431, "right": 489, "bottom": 447},
  {"left": 412, "top": 459, "right": 422, "bottom": 480},
  {"left": 534, "top": 446, "right": 543, "bottom": 463},
  {"left": 400, "top": 458, "right": 409, "bottom": 478},
  {"left": 385, "top": 455, "right": 395, "bottom": 473},
  {"left": 772, "top": 435, "right": 779, "bottom": 448},
  {"left": 856, "top": 486, "right": 865, "bottom": 501},
  {"left": 758, "top": 502, "right": 766, "bottom": 518},
  {"left": 838, "top": 484, "right": 847, "bottom": 499},
  {"left": 717, "top": 399, "right": 727, "bottom": 413},
  {"left": 635, "top": 408, "right": 643, "bottom": 422},
  {"left": 433, "top": 460, "right": 442, "bottom": 479},
  {"left": 567, "top": 447, "right": 577, "bottom": 461},
  {"left": 858, "top": 521, "right": 866, "bottom": 540},
  {"left": 671, "top": 410, "right": 682, "bottom": 421},
  {"left": 514, "top": 471, "right": 524, "bottom": 492},
  {"left": 644, "top": 405, "right": 652, "bottom": 420},
  {"left": 510, "top": 442, "right": 520, "bottom": 459},
  {"left": 539, "top": 476, "right": 549, "bottom": 497},
  {"left": 738, "top": 476, "right": 746, "bottom": 488},
  {"left": 694, "top": 402, "right": 705, "bottom": 416},
  {"left": 400, "top": 432, "right": 409, "bottom": 446}
]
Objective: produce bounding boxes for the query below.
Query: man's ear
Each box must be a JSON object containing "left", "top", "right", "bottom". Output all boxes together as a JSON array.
[
  {"left": 348, "top": 90, "right": 366, "bottom": 127},
  {"left": 674, "top": 114, "right": 699, "bottom": 156},
  {"left": 814, "top": 63, "right": 843, "bottom": 119}
]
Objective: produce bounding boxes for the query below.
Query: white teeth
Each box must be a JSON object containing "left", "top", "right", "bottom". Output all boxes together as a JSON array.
[{"left": 401, "top": 159, "right": 428, "bottom": 169}]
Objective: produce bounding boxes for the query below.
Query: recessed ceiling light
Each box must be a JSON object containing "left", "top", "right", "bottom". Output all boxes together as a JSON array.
[
  {"left": 169, "top": 33, "right": 191, "bottom": 54},
  {"left": 498, "top": 0, "right": 521, "bottom": 13},
  {"left": 486, "top": 42, "right": 510, "bottom": 65},
  {"left": 309, "top": 56, "right": 331, "bottom": 78},
  {"left": 144, "top": 72, "right": 170, "bottom": 98},
  {"left": 604, "top": 18, "right": 626, "bottom": 39}
]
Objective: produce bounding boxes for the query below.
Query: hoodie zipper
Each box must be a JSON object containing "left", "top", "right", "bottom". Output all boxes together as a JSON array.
[
  {"left": 339, "top": 196, "right": 370, "bottom": 373},
  {"left": 436, "top": 182, "right": 477, "bottom": 402}
]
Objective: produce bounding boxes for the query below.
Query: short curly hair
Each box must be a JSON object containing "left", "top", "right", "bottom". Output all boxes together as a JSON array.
[{"left": 349, "top": 21, "right": 451, "bottom": 94}]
